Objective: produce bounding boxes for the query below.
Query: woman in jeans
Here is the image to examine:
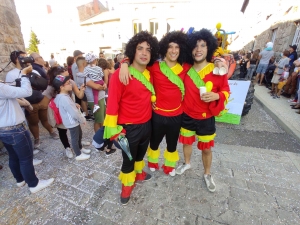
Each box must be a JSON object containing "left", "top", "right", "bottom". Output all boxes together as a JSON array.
[
  {"left": 0, "top": 65, "right": 54, "bottom": 193},
  {"left": 247, "top": 50, "right": 259, "bottom": 80}
]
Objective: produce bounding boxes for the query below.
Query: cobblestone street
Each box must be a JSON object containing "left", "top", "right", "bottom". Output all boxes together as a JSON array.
[{"left": 1, "top": 101, "right": 300, "bottom": 225}]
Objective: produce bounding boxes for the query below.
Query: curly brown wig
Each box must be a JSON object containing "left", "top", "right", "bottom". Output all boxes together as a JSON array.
[
  {"left": 187, "top": 28, "right": 218, "bottom": 64},
  {"left": 125, "top": 31, "right": 159, "bottom": 66},
  {"left": 159, "top": 31, "right": 188, "bottom": 65}
]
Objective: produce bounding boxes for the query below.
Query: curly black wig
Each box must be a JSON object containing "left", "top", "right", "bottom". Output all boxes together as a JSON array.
[
  {"left": 158, "top": 31, "right": 188, "bottom": 65},
  {"left": 125, "top": 31, "right": 159, "bottom": 66},
  {"left": 187, "top": 28, "right": 218, "bottom": 64}
]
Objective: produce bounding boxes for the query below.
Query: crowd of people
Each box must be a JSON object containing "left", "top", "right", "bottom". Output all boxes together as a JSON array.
[
  {"left": 0, "top": 29, "right": 231, "bottom": 205},
  {"left": 235, "top": 43, "right": 300, "bottom": 105}
]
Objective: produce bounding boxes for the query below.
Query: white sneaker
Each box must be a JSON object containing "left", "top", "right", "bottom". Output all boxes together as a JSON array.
[
  {"left": 33, "top": 159, "right": 43, "bottom": 166},
  {"left": 29, "top": 178, "right": 54, "bottom": 194},
  {"left": 175, "top": 163, "right": 191, "bottom": 175},
  {"left": 81, "top": 141, "right": 91, "bottom": 146},
  {"left": 149, "top": 168, "right": 156, "bottom": 172},
  {"left": 17, "top": 181, "right": 26, "bottom": 187},
  {"left": 33, "top": 150, "right": 39, "bottom": 155},
  {"left": 204, "top": 174, "right": 216, "bottom": 192},
  {"left": 81, "top": 148, "right": 91, "bottom": 154},
  {"left": 65, "top": 147, "right": 74, "bottom": 159},
  {"left": 169, "top": 169, "right": 176, "bottom": 177},
  {"left": 75, "top": 153, "right": 90, "bottom": 161},
  {"left": 93, "top": 105, "right": 100, "bottom": 113}
]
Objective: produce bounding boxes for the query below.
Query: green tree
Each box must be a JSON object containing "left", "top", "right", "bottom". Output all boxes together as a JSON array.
[{"left": 27, "top": 30, "right": 40, "bottom": 54}]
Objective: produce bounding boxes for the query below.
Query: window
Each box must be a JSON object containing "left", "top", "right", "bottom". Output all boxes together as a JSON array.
[
  {"left": 292, "top": 23, "right": 300, "bottom": 47},
  {"left": 150, "top": 20, "right": 158, "bottom": 35},
  {"left": 167, "top": 18, "right": 175, "bottom": 33},
  {"left": 271, "top": 29, "right": 277, "bottom": 43},
  {"left": 133, "top": 21, "right": 142, "bottom": 35}
]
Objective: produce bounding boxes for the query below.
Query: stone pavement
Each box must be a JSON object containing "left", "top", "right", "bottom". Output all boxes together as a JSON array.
[
  {"left": 1, "top": 106, "right": 300, "bottom": 224},
  {"left": 254, "top": 85, "right": 300, "bottom": 143}
]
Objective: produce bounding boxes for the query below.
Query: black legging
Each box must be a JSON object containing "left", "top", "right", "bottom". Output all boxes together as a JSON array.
[
  {"left": 150, "top": 112, "right": 182, "bottom": 152},
  {"left": 57, "top": 127, "right": 70, "bottom": 149},
  {"left": 121, "top": 120, "right": 151, "bottom": 173}
]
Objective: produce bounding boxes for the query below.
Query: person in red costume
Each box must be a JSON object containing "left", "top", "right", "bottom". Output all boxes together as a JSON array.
[
  {"left": 120, "top": 31, "right": 228, "bottom": 176},
  {"left": 176, "top": 29, "right": 230, "bottom": 193},
  {"left": 103, "top": 31, "right": 159, "bottom": 205},
  {"left": 120, "top": 31, "right": 190, "bottom": 176}
]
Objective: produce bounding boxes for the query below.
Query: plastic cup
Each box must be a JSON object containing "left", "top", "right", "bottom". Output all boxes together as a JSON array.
[{"left": 199, "top": 87, "right": 206, "bottom": 97}]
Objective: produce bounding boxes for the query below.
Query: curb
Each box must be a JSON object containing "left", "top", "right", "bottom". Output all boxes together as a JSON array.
[
  {"left": 254, "top": 95, "right": 300, "bottom": 143},
  {"left": 254, "top": 95, "right": 300, "bottom": 142}
]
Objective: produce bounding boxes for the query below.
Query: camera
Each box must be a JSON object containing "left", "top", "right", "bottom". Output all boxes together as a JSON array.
[
  {"left": 15, "top": 78, "right": 21, "bottom": 87},
  {"left": 18, "top": 56, "right": 34, "bottom": 69}
]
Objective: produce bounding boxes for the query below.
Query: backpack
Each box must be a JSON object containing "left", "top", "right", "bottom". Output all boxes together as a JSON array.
[{"left": 49, "top": 98, "right": 62, "bottom": 125}]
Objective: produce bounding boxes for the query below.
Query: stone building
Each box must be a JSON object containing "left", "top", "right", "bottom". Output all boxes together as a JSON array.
[
  {"left": 0, "top": 0, "right": 25, "bottom": 81},
  {"left": 240, "top": 1, "right": 300, "bottom": 56}
]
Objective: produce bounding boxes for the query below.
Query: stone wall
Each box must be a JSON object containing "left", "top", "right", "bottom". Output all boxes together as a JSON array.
[
  {"left": 243, "top": 21, "right": 299, "bottom": 57},
  {"left": 0, "top": 0, "right": 25, "bottom": 81}
]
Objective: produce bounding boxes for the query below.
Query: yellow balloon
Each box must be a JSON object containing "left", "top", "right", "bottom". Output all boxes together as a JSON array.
[
  {"left": 206, "top": 81, "right": 213, "bottom": 92},
  {"left": 216, "top": 23, "right": 222, "bottom": 30},
  {"left": 151, "top": 95, "right": 156, "bottom": 103}
]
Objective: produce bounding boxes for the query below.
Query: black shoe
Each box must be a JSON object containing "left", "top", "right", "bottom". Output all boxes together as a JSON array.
[
  {"left": 120, "top": 196, "right": 130, "bottom": 205},
  {"left": 85, "top": 115, "right": 93, "bottom": 121},
  {"left": 144, "top": 173, "right": 152, "bottom": 181},
  {"left": 106, "top": 148, "right": 116, "bottom": 156}
]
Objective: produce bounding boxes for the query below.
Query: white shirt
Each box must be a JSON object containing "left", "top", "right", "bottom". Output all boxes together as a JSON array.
[
  {"left": 5, "top": 68, "right": 21, "bottom": 84},
  {"left": 49, "top": 58, "right": 57, "bottom": 67},
  {"left": 0, "top": 77, "right": 32, "bottom": 127}
]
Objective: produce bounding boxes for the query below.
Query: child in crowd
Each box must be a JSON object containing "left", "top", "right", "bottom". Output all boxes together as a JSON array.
[
  {"left": 53, "top": 75, "right": 91, "bottom": 161},
  {"left": 84, "top": 53, "right": 106, "bottom": 113},
  {"left": 274, "top": 64, "right": 290, "bottom": 99}
]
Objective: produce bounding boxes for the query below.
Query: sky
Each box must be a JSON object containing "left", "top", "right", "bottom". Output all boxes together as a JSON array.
[{"left": 14, "top": 0, "right": 264, "bottom": 52}]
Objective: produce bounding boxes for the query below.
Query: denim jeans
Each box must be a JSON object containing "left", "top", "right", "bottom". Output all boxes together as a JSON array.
[
  {"left": 246, "top": 64, "right": 256, "bottom": 80},
  {"left": 0, "top": 124, "right": 38, "bottom": 187}
]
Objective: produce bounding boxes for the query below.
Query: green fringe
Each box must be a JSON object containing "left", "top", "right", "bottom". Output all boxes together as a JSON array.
[
  {"left": 159, "top": 62, "right": 185, "bottom": 100},
  {"left": 129, "top": 66, "right": 155, "bottom": 96}
]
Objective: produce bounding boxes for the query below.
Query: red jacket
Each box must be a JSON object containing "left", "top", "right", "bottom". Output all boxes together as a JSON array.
[
  {"left": 183, "top": 63, "right": 230, "bottom": 119},
  {"left": 149, "top": 61, "right": 190, "bottom": 117}
]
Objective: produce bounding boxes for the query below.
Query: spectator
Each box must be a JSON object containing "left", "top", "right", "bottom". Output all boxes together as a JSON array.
[
  {"left": 49, "top": 54, "right": 57, "bottom": 67},
  {"left": 255, "top": 42, "right": 274, "bottom": 85},
  {"left": 85, "top": 69, "right": 106, "bottom": 132},
  {"left": 239, "top": 53, "right": 250, "bottom": 79},
  {"left": 0, "top": 65, "right": 54, "bottom": 193},
  {"left": 281, "top": 45, "right": 298, "bottom": 98},
  {"left": 44, "top": 61, "right": 50, "bottom": 72},
  {"left": 84, "top": 53, "right": 105, "bottom": 113},
  {"left": 45, "top": 66, "right": 88, "bottom": 158},
  {"left": 66, "top": 56, "right": 74, "bottom": 80},
  {"left": 72, "top": 50, "right": 92, "bottom": 121},
  {"left": 247, "top": 50, "right": 259, "bottom": 80},
  {"left": 274, "top": 64, "right": 290, "bottom": 99},
  {"left": 99, "top": 52, "right": 106, "bottom": 59},
  {"left": 6, "top": 51, "right": 59, "bottom": 149},
  {"left": 53, "top": 75, "right": 91, "bottom": 161},
  {"left": 270, "top": 50, "right": 290, "bottom": 95},
  {"left": 106, "top": 58, "right": 115, "bottom": 89},
  {"left": 97, "top": 58, "right": 110, "bottom": 86},
  {"left": 114, "top": 53, "right": 124, "bottom": 70}
]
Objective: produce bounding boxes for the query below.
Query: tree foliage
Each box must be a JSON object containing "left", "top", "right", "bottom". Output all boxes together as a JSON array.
[{"left": 27, "top": 30, "right": 40, "bottom": 54}]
